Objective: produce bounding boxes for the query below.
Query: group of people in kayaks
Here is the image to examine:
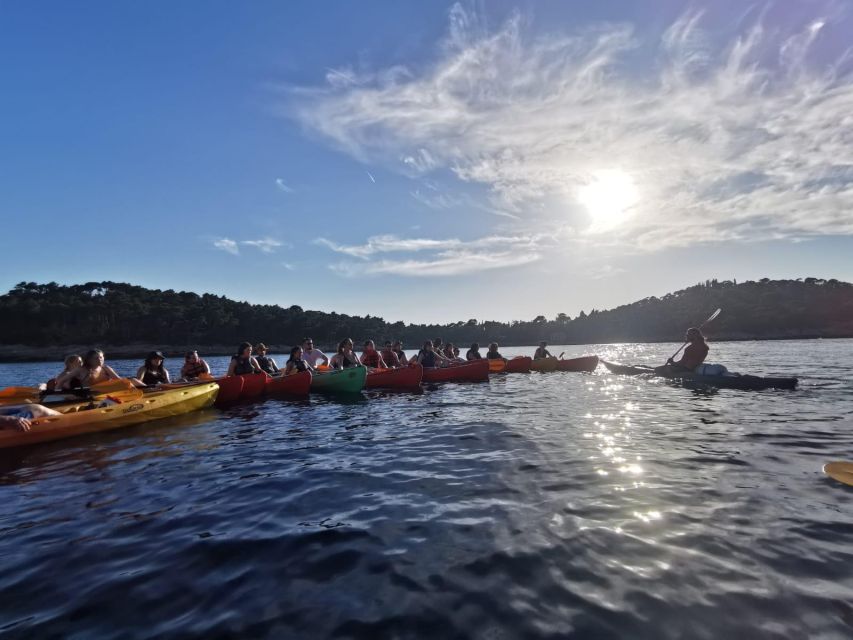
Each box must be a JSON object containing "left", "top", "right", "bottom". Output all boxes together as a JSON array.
[{"left": 0, "top": 329, "right": 710, "bottom": 434}]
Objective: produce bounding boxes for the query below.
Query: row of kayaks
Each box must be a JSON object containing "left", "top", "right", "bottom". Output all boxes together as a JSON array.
[{"left": 0, "top": 356, "right": 599, "bottom": 449}]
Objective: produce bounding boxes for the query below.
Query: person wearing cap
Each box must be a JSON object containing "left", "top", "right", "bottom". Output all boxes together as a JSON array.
[
  {"left": 136, "top": 351, "right": 171, "bottom": 385},
  {"left": 302, "top": 338, "right": 329, "bottom": 368},
  {"left": 180, "top": 351, "right": 211, "bottom": 381},
  {"left": 657, "top": 327, "right": 709, "bottom": 374},
  {"left": 255, "top": 343, "right": 280, "bottom": 375},
  {"left": 533, "top": 341, "right": 552, "bottom": 360}
]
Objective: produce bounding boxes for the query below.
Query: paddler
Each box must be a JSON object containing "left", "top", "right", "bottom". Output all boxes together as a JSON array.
[
  {"left": 284, "top": 346, "right": 313, "bottom": 375},
  {"left": 46, "top": 354, "right": 83, "bottom": 392},
  {"left": 416, "top": 340, "right": 445, "bottom": 368},
  {"left": 302, "top": 338, "right": 329, "bottom": 368},
  {"left": 533, "top": 341, "right": 552, "bottom": 360},
  {"left": 55, "top": 349, "right": 123, "bottom": 389},
  {"left": 226, "top": 342, "right": 264, "bottom": 376},
  {"left": 136, "top": 351, "right": 171, "bottom": 385},
  {"left": 360, "top": 340, "right": 387, "bottom": 369},
  {"left": 380, "top": 341, "right": 402, "bottom": 368},
  {"left": 486, "top": 342, "right": 506, "bottom": 361},
  {"left": 392, "top": 340, "right": 408, "bottom": 365},
  {"left": 180, "top": 350, "right": 211, "bottom": 381},
  {"left": 255, "top": 343, "right": 280, "bottom": 375},
  {"left": 466, "top": 343, "right": 482, "bottom": 360},
  {"left": 657, "top": 328, "right": 709, "bottom": 374},
  {"left": 330, "top": 338, "right": 362, "bottom": 369}
]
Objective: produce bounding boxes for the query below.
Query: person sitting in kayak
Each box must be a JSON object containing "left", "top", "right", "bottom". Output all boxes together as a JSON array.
[
  {"left": 180, "top": 350, "right": 210, "bottom": 381},
  {"left": 453, "top": 346, "right": 465, "bottom": 362},
  {"left": 0, "top": 404, "right": 63, "bottom": 432},
  {"left": 466, "top": 343, "right": 482, "bottom": 360},
  {"left": 658, "top": 328, "right": 709, "bottom": 373},
  {"left": 227, "top": 342, "right": 263, "bottom": 376},
  {"left": 284, "top": 346, "right": 313, "bottom": 375},
  {"left": 46, "top": 354, "right": 83, "bottom": 392},
  {"left": 360, "top": 340, "right": 388, "bottom": 369},
  {"left": 330, "top": 338, "right": 362, "bottom": 369},
  {"left": 255, "top": 343, "right": 280, "bottom": 375},
  {"left": 302, "top": 338, "right": 329, "bottom": 368},
  {"left": 55, "top": 349, "right": 123, "bottom": 389},
  {"left": 444, "top": 344, "right": 465, "bottom": 363},
  {"left": 534, "top": 341, "right": 552, "bottom": 360},
  {"left": 392, "top": 340, "right": 408, "bottom": 365},
  {"left": 136, "top": 351, "right": 171, "bottom": 386},
  {"left": 416, "top": 340, "right": 447, "bottom": 368},
  {"left": 486, "top": 342, "right": 506, "bottom": 361},
  {"left": 380, "top": 341, "right": 402, "bottom": 368}
]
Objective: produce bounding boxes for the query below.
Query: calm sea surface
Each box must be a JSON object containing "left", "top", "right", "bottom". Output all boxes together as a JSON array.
[{"left": 1, "top": 340, "right": 852, "bottom": 639}]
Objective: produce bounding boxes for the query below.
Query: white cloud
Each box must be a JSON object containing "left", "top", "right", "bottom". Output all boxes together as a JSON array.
[
  {"left": 275, "top": 178, "right": 294, "bottom": 193},
  {"left": 284, "top": 4, "right": 853, "bottom": 251},
  {"left": 213, "top": 238, "right": 240, "bottom": 255},
  {"left": 317, "top": 232, "right": 546, "bottom": 277},
  {"left": 241, "top": 238, "right": 284, "bottom": 253}
]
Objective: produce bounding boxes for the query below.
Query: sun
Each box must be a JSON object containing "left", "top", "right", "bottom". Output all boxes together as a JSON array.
[{"left": 577, "top": 170, "right": 639, "bottom": 231}]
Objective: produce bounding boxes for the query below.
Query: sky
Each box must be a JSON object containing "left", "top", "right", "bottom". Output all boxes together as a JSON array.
[{"left": 1, "top": 0, "right": 852, "bottom": 324}]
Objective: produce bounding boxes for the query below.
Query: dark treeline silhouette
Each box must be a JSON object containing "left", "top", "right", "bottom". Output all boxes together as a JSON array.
[{"left": 1, "top": 279, "right": 852, "bottom": 358}]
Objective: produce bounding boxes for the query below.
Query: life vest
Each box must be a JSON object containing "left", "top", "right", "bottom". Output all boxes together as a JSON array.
[
  {"left": 419, "top": 350, "right": 437, "bottom": 368},
  {"left": 256, "top": 355, "right": 278, "bottom": 375},
  {"left": 232, "top": 357, "right": 255, "bottom": 375},
  {"left": 361, "top": 351, "right": 381, "bottom": 367}
]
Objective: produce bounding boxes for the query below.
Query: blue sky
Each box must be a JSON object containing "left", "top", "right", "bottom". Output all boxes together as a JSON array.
[{"left": 2, "top": 1, "right": 852, "bottom": 324}]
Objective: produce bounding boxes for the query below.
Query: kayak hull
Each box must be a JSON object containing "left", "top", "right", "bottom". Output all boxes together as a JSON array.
[
  {"left": 266, "top": 371, "right": 312, "bottom": 397},
  {"left": 0, "top": 383, "right": 218, "bottom": 449},
  {"left": 556, "top": 355, "right": 600, "bottom": 372},
  {"left": 214, "top": 376, "right": 244, "bottom": 408},
  {"left": 422, "top": 359, "right": 489, "bottom": 383},
  {"left": 505, "top": 356, "right": 532, "bottom": 373},
  {"left": 310, "top": 366, "right": 367, "bottom": 393},
  {"left": 366, "top": 364, "right": 423, "bottom": 389},
  {"left": 238, "top": 373, "right": 269, "bottom": 401},
  {"left": 530, "top": 357, "right": 559, "bottom": 372},
  {"left": 601, "top": 360, "right": 798, "bottom": 390}
]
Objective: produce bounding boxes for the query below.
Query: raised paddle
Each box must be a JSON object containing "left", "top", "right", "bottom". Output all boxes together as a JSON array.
[
  {"left": 668, "top": 308, "right": 721, "bottom": 363},
  {"left": 824, "top": 462, "right": 853, "bottom": 487}
]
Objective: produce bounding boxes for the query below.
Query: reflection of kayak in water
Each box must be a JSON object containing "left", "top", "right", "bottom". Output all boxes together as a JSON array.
[{"left": 601, "top": 361, "right": 798, "bottom": 390}]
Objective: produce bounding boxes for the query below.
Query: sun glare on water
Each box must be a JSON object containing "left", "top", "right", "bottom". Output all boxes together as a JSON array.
[{"left": 578, "top": 170, "right": 639, "bottom": 231}]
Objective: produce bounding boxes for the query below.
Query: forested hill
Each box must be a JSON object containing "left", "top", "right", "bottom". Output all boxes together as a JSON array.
[{"left": 1, "top": 279, "right": 852, "bottom": 358}]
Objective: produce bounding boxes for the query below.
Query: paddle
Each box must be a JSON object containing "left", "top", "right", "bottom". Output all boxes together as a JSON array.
[
  {"left": 824, "top": 462, "right": 853, "bottom": 487},
  {"left": 667, "top": 308, "right": 721, "bottom": 363}
]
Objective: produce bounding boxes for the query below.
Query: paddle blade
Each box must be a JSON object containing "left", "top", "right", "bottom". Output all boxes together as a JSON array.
[
  {"left": 703, "top": 308, "right": 722, "bottom": 326},
  {"left": 0, "top": 385, "right": 40, "bottom": 399},
  {"left": 90, "top": 378, "right": 138, "bottom": 394},
  {"left": 824, "top": 461, "right": 853, "bottom": 487}
]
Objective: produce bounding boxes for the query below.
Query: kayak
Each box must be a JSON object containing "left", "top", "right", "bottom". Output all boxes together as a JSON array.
[
  {"left": 601, "top": 360, "right": 798, "bottom": 390},
  {"left": 530, "top": 357, "right": 559, "bottom": 372},
  {"left": 0, "top": 382, "right": 218, "bottom": 449},
  {"left": 214, "top": 376, "right": 244, "bottom": 408},
  {"left": 0, "top": 378, "right": 141, "bottom": 407},
  {"left": 422, "top": 359, "right": 489, "bottom": 383},
  {"left": 366, "top": 364, "right": 423, "bottom": 390},
  {"left": 266, "top": 371, "right": 312, "bottom": 397},
  {"left": 556, "top": 355, "right": 600, "bottom": 372},
  {"left": 310, "top": 366, "right": 367, "bottom": 393},
  {"left": 237, "top": 372, "right": 269, "bottom": 400}
]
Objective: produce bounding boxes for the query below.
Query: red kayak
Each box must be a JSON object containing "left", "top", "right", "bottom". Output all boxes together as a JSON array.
[
  {"left": 556, "top": 355, "right": 600, "bottom": 372},
  {"left": 214, "top": 376, "right": 244, "bottom": 408},
  {"left": 366, "top": 364, "right": 423, "bottom": 389},
  {"left": 505, "top": 356, "right": 532, "bottom": 373},
  {"left": 238, "top": 372, "right": 269, "bottom": 400},
  {"left": 266, "top": 371, "right": 312, "bottom": 396},
  {"left": 422, "top": 359, "right": 489, "bottom": 383}
]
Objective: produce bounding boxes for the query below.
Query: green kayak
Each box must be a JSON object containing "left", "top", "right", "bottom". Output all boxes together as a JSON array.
[{"left": 310, "top": 366, "right": 367, "bottom": 393}]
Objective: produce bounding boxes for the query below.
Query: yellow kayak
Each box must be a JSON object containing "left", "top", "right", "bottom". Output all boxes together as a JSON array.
[
  {"left": 530, "top": 357, "right": 559, "bottom": 372},
  {"left": 0, "top": 382, "right": 218, "bottom": 449}
]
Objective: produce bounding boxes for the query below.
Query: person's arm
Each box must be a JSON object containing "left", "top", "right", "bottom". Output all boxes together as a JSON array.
[
  {"left": 54, "top": 367, "right": 81, "bottom": 390},
  {"left": 0, "top": 415, "right": 31, "bottom": 432},
  {"left": 350, "top": 351, "right": 363, "bottom": 366},
  {"left": 284, "top": 361, "right": 294, "bottom": 375},
  {"left": 163, "top": 368, "right": 171, "bottom": 384},
  {"left": 270, "top": 358, "right": 279, "bottom": 373},
  {"left": 249, "top": 357, "right": 264, "bottom": 374},
  {"left": 226, "top": 359, "right": 237, "bottom": 376},
  {"left": 200, "top": 359, "right": 211, "bottom": 375},
  {"left": 377, "top": 354, "right": 387, "bottom": 369},
  {"left": 104, "top": 365, "right": 121, "bottom": 380},
  {"left": 136, "top": 366, "right": 146, "bottom": 379}
]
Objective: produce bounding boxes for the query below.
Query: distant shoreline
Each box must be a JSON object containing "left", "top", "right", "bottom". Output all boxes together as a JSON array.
[{"left": 1, "top": 335, "right": 849, "bottom": 363}]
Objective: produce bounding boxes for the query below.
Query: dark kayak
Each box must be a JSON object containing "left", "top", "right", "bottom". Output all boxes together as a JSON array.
[{"left": 601, "top": 360, "right": 798, "bottom": 390}]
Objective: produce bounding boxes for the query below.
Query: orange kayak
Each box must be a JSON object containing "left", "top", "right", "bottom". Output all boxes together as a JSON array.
[
  {"left": 366, "top": 364, "right": 423, "bottom": 389},
  {"left": 213, "top": 376, "right": 244, "bottom": 408},
  {"left": 422, "top": 359, "right": 489, "bottom": 383},
  {"left": 489, "top": 356, "right": 532, "bottom": 373},
  {"left": 238, "top": 373, "right": 268, "bottom": 401},
  {"left": 530, "top": 357, "right": 559, "bottom": 372},
  {"left": 266, "top": 371, "right": 312, "bottom": 396},
  {"left": 556, "top": 355, "right": 600, "bottom": 372}
]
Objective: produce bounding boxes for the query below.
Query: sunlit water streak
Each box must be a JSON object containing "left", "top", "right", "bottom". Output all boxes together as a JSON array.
[{"left": 0, "top": 340, "right": 852, "bottom": 638}]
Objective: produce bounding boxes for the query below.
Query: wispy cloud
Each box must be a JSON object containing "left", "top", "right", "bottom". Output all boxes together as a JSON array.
[
  {"left": 213, "top": 237, "right": 240, "bottom": 255},
  {"left": 317, "top": 233, "right": 546, "bottom": 276},
  {"left": 211, "top": 237, "right": 287, "bottom": 255},
  {"left": 284, "top": 4, "right": 853, "bottom": 250},
  {"left": 275, "top": 178, "right": 294, "bottom": 193},
  {"left": 366, "top": 171, "right": 376, "bottom": 183}
]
